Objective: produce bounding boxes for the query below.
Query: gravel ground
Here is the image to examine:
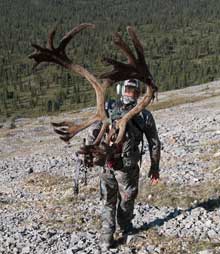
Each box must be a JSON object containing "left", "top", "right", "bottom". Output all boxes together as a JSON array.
[{"left": 0, "top": 81, "right": 220, "bottom": 254}]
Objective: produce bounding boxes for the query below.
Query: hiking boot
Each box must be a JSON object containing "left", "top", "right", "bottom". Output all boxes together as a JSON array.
[
  {"left": 99, "top": 233, "right": 115, "bottom": 251},
  {"left": 120, "top": 222, "right": 134, "bottom": 236},
  {"left": 116, "top": 223, "right": 134, "bottom": 244}
]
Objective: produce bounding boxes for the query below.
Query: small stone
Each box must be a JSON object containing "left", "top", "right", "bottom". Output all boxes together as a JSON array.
[
  {"left": 65, "top": 249, "right": 73, "bottom": 254},
  {"left": 198, "top": 250, "right": 213, "bottom": 254},
  {"left": 213, "top": 151, "right": 220, "bottom": 158},
  {"left": 147, "top": 246, "right": 156, "bottom": 253},
  {"left": 148, "top": 194, "right": 153, "bottom": 200},
  {"left": 207, "top": 229, "right": 217, "bottom": 239},
  {"left": 28, "top": 167, "right": 34, "bottom": 174},
  {"left": 77, "top": 240, "right": 85, "bottom": 249},
  {"left": 13, "top": 247, "right": 18, "bottom": 254},
  {"left": 70, "top": 232, "right": 80, "bottom": 244},
  {"left": 21, "top": 246, "right": 30, "bottom": 254},
  {"left": 205, "top": 220, "right": 212, "bottom": 228}
]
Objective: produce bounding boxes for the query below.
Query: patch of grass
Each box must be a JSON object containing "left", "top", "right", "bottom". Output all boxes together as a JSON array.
[
  {"left": 199, "top": 139, "right": 220, "bottom": 163},
  {"left": 23, "top": 172, "right": 102, "bottom": 232},
  {"left": 24, "top": 172, "right": 71, "bottom": 188},
  {"left": 138, "top": 180, "right": 220, "bottom": 209},
  {"left": 54, "top": 194, "right": 78, "bottom": 206},
  {"left": 201, "top": 140, "right": 220, "bottom": 147},
  {"left": 190, "top": 240, "right": 220, "bottom": 253},
  {"left": 149, "top": 95, "right": 204, "bottom": 111},
  {"left": 199, "top": 153, "right": 213, "bottom": 162},
  {"left": 148, "top": 92, "right": 220, "bottom": 111},
  {"left": 56, "top": 187, "right": 101, "bottom": 231}
]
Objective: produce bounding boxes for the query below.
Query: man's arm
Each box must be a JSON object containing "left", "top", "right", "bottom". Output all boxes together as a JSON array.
[{"left": 143, "top": 111, "right": 161, "bottom": 183}]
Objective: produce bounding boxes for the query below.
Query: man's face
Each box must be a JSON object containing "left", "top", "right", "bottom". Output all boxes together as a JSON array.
[{"left": 124, "top": 86, "right": 140, "bottom": 99}]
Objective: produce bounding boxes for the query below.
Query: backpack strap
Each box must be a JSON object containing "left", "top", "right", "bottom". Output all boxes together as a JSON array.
[
  {"left": 139, "top": 135, "right": 144, "bottom": 168},
  {"left": 131, "top": 112, "right": 146, "bottom": 168}
]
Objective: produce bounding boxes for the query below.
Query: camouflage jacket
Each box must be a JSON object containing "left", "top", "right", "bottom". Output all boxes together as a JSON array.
[{"left": 88, "top": 105, "right": 161, "bottom": 171}]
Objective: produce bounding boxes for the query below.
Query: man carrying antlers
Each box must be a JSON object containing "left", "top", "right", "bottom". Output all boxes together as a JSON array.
[
  {"left": 88, "top": 79, "right": 161, "bottom": 250},
  {"left": 29, "top": 22, "right": 160, "bottom": 251}
]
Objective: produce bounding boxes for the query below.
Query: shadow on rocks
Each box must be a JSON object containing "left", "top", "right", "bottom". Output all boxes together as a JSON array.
[
  {"left": 195, "top": 197, "right": 220, "bottom": 212},
  {"left": 129, "top": 197, "right": 220, "bottom": 236},
  {"left": 112, "top": 209, "right": 181, "bottom": 248},
  {"left": 136, "top": 208, "right": 181, "bottom": 233}
]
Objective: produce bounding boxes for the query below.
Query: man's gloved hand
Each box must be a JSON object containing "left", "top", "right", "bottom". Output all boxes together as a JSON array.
[
  {"left": 148, "top": 167, "right": 160, "bottom": 185},
  {"left": 78, "top": 144, "right": 94, "bottom": 167},
  {"left": 78, "top": 143, "right": 110, "bottom": 167}
]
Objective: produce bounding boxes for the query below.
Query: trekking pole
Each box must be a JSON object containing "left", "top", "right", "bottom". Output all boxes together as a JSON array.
[
  {"left": 73, "top": 152, "right": 83, "bottom": 195},
  {"left": 83, "top": 138, "right": 88, "bottom": 186}
]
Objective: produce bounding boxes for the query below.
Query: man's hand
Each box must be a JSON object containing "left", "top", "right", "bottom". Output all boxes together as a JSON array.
[
  {"left": 148, "top": 168, "right": 160, "bottom": 185},
  {"left": 78, "top": 144, "right": 94, "bottom": 168},
  {"left": 78, "top": 143, "right": 110, "bottom": 167}
]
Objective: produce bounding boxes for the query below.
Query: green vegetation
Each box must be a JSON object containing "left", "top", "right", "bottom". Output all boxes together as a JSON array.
[{"left": 0, "top": 0, "right": 220, "bottom": 119}]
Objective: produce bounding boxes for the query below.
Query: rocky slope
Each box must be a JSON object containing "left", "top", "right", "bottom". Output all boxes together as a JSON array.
[{"left": 0, "top": 81, "right": 220, "bottom": 254}]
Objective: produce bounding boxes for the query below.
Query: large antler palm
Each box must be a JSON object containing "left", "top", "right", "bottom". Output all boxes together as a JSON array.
[{"left": 101, "top": 27, "right": 155, "bottom": 83}]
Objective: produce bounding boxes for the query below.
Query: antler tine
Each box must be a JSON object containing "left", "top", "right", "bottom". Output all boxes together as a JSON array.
[
  {"left": 47, "top": 25, "right": 57, "bottom": 50},
  {"left": 52, "top": 110, "right": 108, "bottom": 142},
  {"left": 29, "top": 23, "right": 95, "bottom": 69},
  {"left": 127, "top": 26, "right": 156, "bottom": 86},
  {"left": 127, "top": 26, "right": 145, "bottom": 61},
  {"left": 127, "top": 26, "right": 154, "bottom": 83},
  {"left": 58, "top": 23, "right": 95, "bottom": 51},
  {"left": 99, "top": 27, "right": 152, "bottom": 83},
  {"left": 93, "top": 121, "right": 109, "bottom": 145},
  {"left": 113, "top": 32, "right": 136, "bottom": 65},
  {"left": 51, "top": 121, "right": 74, "bottom": 128}
]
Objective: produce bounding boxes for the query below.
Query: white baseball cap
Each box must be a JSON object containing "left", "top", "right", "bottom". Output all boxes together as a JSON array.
[{"left": 124, "top": 79, "right": 140, "bottom": 90}]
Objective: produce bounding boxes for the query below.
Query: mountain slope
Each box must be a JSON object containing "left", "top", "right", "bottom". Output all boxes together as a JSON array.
[
  {"left": 0, "top": 0, "right": 220, "bottom": 119},
  {"left": 0, "top": 81, "right": 220, "bottom": 253}
]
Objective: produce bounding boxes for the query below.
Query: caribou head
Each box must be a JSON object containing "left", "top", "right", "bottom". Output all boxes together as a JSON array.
[{"left": 29, "top": 23, "right": 157, "bottom": 162}]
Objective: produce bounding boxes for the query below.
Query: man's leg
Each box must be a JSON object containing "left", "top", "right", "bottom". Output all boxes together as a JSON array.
[
  {"left": 99, "top": 167, "right": 118, "bottom": 248},
  {"left": 115, "top": 164, "right": 139, "bottom": 233}
]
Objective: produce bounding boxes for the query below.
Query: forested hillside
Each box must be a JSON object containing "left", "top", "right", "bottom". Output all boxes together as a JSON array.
[{"left": 0, "top": 0, "right": 220, "bottom": 119}]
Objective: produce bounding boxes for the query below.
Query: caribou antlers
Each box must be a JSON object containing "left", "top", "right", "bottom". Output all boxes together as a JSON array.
[{"left": 29, "top": 23, "right": 157, "bottom": 144}]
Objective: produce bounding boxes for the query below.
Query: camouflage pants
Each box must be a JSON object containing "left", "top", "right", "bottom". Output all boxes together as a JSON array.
[{"left": 100, "top": 164, "right": 139, "bottom": 235}]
